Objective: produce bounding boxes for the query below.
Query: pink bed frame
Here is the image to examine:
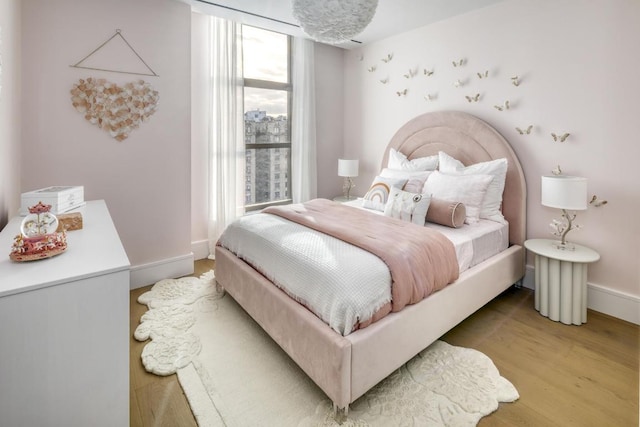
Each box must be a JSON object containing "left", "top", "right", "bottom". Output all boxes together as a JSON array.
[{"left": 215, "top": 111, "right": 527, "bottom": 410}]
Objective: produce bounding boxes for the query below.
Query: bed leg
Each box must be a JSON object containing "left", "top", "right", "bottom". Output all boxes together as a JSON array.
[
  {"left": 332, "top": 403, "right": 349, "bottom": 422},
  {"left": 514, "top": 278, "right": 523, "bottom": 289},
  {"left": 214, "top": 280, "right": 226, "bottom": 297}
]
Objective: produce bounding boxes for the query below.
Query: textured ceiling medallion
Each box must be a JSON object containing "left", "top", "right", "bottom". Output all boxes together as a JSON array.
[{"left": 292, "top": 0, "right": 378, "bottom": 44}]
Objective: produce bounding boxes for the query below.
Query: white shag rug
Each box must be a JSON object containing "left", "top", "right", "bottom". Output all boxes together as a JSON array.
[{"left": 134, "top": 271, "right": 519, "bottom": 426}]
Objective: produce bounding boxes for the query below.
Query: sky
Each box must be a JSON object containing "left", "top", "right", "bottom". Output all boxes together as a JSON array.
[{"left": 242, "top": 25, "right": 288, "bottom": 117}]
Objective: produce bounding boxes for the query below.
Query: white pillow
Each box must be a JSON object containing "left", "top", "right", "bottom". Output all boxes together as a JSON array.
[
  {"left": 383, "top": 188, "right": 431, "bottom": 226},
  {"left": 422, "top": 171, "right": 493, "bottom": 224},
  {"left": 379, "top": 168, "right": 433, "bottom": 194},
  {"left": 388, "top": 148, "right": 439, "bottom": 172},
  {"left": 362, "top": 176, "right": 408, "bottom": 211},
  {"left": 438, "top": 151, "right": 508, "bottom": 224}
]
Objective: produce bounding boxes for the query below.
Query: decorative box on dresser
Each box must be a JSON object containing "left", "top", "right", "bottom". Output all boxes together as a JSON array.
[
  {"left": 0, "top": 200, "right": 130, "bottom": 427},
  {"left": 524, "top": 238, "right": 600, "bottom": 325}
]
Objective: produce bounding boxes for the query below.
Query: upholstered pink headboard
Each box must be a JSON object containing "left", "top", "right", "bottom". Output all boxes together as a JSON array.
[{"left": 381, "top": 111, "right": 526, "bottom": 246}]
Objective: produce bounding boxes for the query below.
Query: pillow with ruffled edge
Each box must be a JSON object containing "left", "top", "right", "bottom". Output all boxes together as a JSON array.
[
  {"left": 438, "top": 151, "right": 508, "bottom": 224},
  {"left": 362, "top": 176, "right": 408, "bottom": 211},
  {"left": 422, "top": 171, "right": 493, "bottom": 224},
  {"left": 383, "top": 187, "right": 431, "bottom": 226},
  {"left": 379, "top": 168, "right": 433, "bottom": 194},
  {"left": 388, "top": 148, "right": 439, "bottom": 172},
  {"left": 426, "top": 198, "right": 466, "bottom": 228}
]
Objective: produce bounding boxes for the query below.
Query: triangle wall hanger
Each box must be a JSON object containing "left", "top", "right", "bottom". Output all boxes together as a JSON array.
[{"left": 70, "top": 29, "right": 159, "bottom": 77}]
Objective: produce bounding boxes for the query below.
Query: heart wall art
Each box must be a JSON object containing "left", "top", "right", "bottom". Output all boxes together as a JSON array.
[{"left": 70, "top": 78, "right": 159, "bottom": 141}]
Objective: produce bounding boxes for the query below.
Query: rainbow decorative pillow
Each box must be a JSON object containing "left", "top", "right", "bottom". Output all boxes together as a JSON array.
[
  {"left": 383, "top": 188, "right": 431, "bottom": 226},
  {"left": 362, "top": 176, "right": 408, "bottom": 211}
]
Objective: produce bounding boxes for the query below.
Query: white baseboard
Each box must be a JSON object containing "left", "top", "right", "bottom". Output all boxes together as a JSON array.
[
  {"left": 129, "top": 253, "right": 195, "bottom": 290},
  {"left": 587, "top": 285, "right": 640, "bottom": 325},
  {"left": 524, "top": 265, "right": 639, "bottom": 325},
  {"left": 191, "top": 239, "right": 210, "bottom": 261}
]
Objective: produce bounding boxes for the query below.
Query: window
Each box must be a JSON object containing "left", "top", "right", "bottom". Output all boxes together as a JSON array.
[{"left": 242, "top": 25, "right": 292, "bottom": 211}]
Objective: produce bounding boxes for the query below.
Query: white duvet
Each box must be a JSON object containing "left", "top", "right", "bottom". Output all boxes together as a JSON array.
[{"left": 218, "top": 213, "right": 392, "bottom": 336}]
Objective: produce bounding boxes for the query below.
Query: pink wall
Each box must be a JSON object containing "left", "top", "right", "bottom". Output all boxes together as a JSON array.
[
  {"left": 20, "top": 0, "right": 192, "bottom": 277},
  {"left": 342, "top": 0, "right": 640, "bottom": 320},
  {"left": 0, "top": 0, "right": 21, "bottom": 229},
  {"left": 313, "top": 43, "right": 345, "bottom": 200}
]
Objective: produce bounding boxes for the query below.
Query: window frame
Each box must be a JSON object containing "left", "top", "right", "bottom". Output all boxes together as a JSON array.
[{"left": 242, "top": 26, "right": 293, "bottom": 212}]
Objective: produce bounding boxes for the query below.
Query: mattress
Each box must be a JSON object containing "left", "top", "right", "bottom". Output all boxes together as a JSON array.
[{"left": 218, "top": 200, "right": 508, "bottom": 335}]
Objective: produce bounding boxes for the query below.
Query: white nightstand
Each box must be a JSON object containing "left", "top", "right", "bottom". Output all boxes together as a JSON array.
[{"left": 524, "top": 238, "right": 600, "bottom": 325}]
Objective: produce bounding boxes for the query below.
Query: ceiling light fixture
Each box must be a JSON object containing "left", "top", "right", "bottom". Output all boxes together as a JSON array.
[{"left": 291, "top": 0, "right": 378, "bottom": 44}]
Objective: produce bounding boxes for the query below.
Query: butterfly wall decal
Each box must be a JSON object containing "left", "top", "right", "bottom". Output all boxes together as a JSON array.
[
  {"left": 396, "top": 89, "right": 407, "bottom": 96},
  {"left": 357, "top": 54, "right": 364, "bottom": 61},
  {"left": 381, "top": 53, "right": 393, "bottom": 63},
  {"left": 403, "top": 69, "right": 417, "bottom": 79},
  {"left": 515, "top": 125, "right": 533, "bottom": 135},
  {"left": 551, "top": 165, "right": 562, "bottom": 175},
  {"left": 379, "top": 78, "right": 388, "bottom": 84},
  {"left": 551, "top": 132, "right": 570, "bottom": 142},
  {"left": 511, "top": 76, "right": 520, "bottom": 86},
  {"left": 494, "top": 100, "right": 510, "bottom": 111},
  {"left": 367, "top": 65, "right": 376, "bottom": 72},
  {"left": 477, "top": 70, "right": 489, "bottom": 79},
  {"left": 465, "top": 93, "right": 480, "bottom": 102},
  {"left": 452, "top": 59, "right": 465, "bottom": 67},
  {"left": 424, "top": 93, "right": 437, "bottom": 101},
  {"left": 590, "top": 195, "right": 608, "bottom": 207},
  {"left": 454, "top": 79, "right": 463, "bottom": 88},
  {"left": 424, "top": 69, "right": 434, "bottom": 76}
]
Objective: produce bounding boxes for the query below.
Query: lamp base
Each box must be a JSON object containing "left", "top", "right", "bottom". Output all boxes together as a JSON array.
[
  {"left": 549, "top": 209, "right": 581, "bottom": 251},
  {"left": 552, "top": 240, "right": 576, "bottom": 251},
  {"left": 342, "top": 177, "right": 355, "bottom": 200}
]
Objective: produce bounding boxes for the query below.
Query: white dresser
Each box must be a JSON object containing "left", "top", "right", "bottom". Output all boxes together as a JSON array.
[{"left": 0, "top": 200, "right": 130, "bottom": 427}]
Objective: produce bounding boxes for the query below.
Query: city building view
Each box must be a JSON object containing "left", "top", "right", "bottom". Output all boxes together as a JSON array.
[{"left": 244, "top": 110, "right": 290, "bottom": 207}]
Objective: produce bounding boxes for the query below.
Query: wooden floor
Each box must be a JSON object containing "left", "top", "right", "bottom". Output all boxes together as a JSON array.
[{"left": 130, "top": 259, "right": 639, "bottom": 427}]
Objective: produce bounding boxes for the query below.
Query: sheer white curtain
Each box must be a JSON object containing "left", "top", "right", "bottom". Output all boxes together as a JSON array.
[
  {"left": 195, "top": 15, "right": 245, "bottom": 257},
  {"left": 192, "top": 16, "right": 316, "bottom": 258},
  {"left": 291, "top": 37, "right": 317, "bottom": 203}
]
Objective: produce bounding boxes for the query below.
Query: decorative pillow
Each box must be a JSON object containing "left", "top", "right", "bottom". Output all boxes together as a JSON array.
[
  {"left": 422, "top": 171, "right": 493, "bottom": 224},
  {"left": 426, "top": 198, "right": 466, "bottom": 228},
  {"left": 438, "top": 151, "right": 508, "bottom": 224},
  {"left": 362, "top": 176, "right": 408, "bottom": 211},
  {"left": 388, "top": 148, "right": 439, "bottom": 172},
  {"left": 379, "top": 168, "right": 432, "bottom": 194},
  {"left": 384, "top": 188, "right": 431, "bottom": 226}
]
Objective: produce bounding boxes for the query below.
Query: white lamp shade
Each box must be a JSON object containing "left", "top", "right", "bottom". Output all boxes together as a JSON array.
[
  {"left": 541, "top": 175, "right": 588, "bottom": 210},
  {"left": 338, "top": 159, "right": 359, "bottom": 177}
]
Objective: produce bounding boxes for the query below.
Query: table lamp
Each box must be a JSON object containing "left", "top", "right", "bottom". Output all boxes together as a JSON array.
[
  {"left": 338, "top": 159, "right": 359, "bottom": 200},
  {"left": 541, "top": 175, "right": 588, "bottom": 250}
]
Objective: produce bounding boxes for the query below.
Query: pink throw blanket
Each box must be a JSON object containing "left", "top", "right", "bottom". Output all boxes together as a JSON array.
[{"left": 264, "top": 199, "right": 459, "bottom": 315}]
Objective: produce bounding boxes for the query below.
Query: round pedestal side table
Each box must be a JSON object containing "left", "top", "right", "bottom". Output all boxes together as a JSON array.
[{"left": 524, "top": 239, "right": 600, "bottom": 325}]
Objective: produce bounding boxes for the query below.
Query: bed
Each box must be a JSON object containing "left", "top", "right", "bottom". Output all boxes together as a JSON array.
[{"left": 215, "top": 110, "right": 526, "bottom": 410}]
